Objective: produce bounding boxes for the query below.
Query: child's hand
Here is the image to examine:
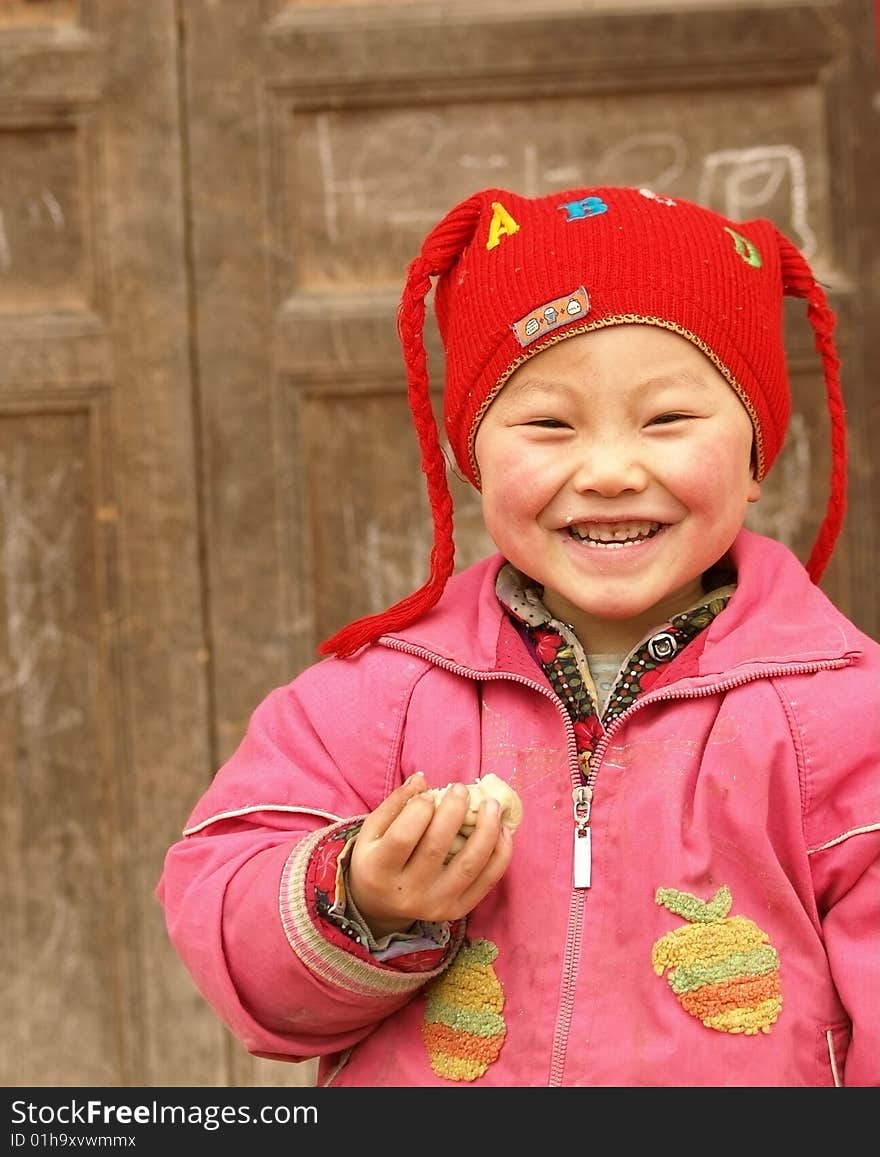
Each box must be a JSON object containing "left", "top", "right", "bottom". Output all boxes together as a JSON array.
[{"left": 348, "top": 772, "right": 515, "bottom": 940}]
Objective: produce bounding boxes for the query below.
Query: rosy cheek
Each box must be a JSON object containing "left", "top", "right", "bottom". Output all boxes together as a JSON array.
[
  {"left": 484, "top": 470, "right": 536, "bottom": 512},
  {"left": 480, "top": 451, "right": 551, "bottom": 519},
  {"left": 670, "top": 441, "right": 749, "bottom": 497},
  {"left": 674, "top": 445, "right": 717, "bottom": 485}
]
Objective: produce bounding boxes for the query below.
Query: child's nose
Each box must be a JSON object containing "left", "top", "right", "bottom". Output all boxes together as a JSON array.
[{"left": 570, "top": 443, "right": 648, "bottom": 496}]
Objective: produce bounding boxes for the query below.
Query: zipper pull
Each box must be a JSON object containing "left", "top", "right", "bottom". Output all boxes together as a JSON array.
[{"left": 572, "top": 785, "right": 592, "bottom": 889}]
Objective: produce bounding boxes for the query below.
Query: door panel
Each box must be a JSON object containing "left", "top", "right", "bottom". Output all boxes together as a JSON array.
[{"left": 0, "top": 0, "right": 217, "bottom": 1086}]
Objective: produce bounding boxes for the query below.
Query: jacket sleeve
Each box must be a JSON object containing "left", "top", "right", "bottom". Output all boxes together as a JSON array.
[
  {"left": 156, "top": 652, "right": 460, "bottom": 1064},
  {"left": 796, "top": 649, "right": 880, "bottom": 1087},
  {"left": 811, "top": 839, "right": 880, "bottom": 1086}
]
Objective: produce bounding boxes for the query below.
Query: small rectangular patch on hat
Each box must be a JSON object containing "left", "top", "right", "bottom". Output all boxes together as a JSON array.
[{"left": 512, "top": 286, "right": 590, "bottom": 347}]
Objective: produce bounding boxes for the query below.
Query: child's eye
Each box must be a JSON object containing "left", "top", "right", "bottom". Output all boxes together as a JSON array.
[
  {"left": 648, "top": 412, "right": 690, "bottom": 426},
  {"left": 526, "top": 418, "right": 569, "bottom": 429}
]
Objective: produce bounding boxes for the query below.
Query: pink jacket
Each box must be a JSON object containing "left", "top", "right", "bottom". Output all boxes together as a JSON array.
[{"left": 157, "top": 529, "right": 880, "bottom": 1086}]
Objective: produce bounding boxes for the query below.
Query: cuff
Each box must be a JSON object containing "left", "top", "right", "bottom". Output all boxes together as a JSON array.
[
  {"left": 280, "top": 821, "right": 463, "bottom": 1000},
  {"left": 332, "top": 830, "right": 452, "bottom": 962}
]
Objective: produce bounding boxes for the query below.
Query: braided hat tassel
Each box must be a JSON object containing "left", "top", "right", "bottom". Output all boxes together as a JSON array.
[
  {"left": 776, "top": 231, "right": 847, "bottom": 581},
  {"left": 317, "top": 199, "right": 483, "bottom": 657}
]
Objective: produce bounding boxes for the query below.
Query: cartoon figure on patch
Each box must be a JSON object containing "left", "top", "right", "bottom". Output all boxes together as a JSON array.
[
  {"left": 422, "top": 938, "right": 506, "bottom": 1080},
  {"left": 652, "top": 885, "right": 782, "bottom": 1034}
]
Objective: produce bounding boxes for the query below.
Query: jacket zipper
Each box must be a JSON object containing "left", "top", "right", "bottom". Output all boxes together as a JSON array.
[{"left": 381, "top": 636, "right": 852, "bottom": 1086}]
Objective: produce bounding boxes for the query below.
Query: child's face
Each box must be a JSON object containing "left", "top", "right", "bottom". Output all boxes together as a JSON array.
[{"left": 473, "top": 325, "right": 761, "bottom": 651}]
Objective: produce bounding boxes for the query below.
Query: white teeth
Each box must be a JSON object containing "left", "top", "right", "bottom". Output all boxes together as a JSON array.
[{"left": 568, "top": 521, "right": 662, "bottom": 546}]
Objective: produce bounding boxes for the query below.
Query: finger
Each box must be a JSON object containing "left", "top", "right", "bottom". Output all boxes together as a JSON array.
[
  {"left": 442, "top": 796, "right": 500, "bottom": 877},
  {"left": 358, "top": 772, "right": 427, "bottom": 842},
  {"left": 375, "top": 791, "right": 440, "bottom": 865},
  {"left": 451, "top": 821, "right": 515, "bottom": 915},
  {"left": 407, "top": 782, "right": 472, "bottom": 870}
]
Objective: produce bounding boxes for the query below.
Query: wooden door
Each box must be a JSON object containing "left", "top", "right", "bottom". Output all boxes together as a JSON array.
[
  {"left": 2, "top": 0, "right": 877, "bottom": 1089},
  {"left": 0, "top": 0, "right": 218, "bottom": 1086}
]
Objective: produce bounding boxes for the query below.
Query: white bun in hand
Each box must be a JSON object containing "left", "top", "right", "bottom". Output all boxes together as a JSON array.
[{"left": 421, "top": 773, "right": 523, "bottom": 859}]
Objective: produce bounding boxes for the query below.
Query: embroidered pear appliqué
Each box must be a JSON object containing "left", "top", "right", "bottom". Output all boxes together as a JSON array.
[
  {"left": 652, "top": 885, "right": 782, "bottom": 1034},
  {"left": 422, "top": 938, "right": 506, "bottom": 1080}
]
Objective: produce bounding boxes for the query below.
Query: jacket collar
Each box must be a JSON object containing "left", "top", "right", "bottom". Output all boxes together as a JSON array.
[{"left": 696, "top": 528, "right": 858, "bottom": 674}]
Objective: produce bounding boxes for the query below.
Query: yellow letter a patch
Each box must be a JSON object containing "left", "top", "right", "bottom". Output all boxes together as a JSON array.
[{"left": 486, "top": 201, "right": 520, "bottom": 250}]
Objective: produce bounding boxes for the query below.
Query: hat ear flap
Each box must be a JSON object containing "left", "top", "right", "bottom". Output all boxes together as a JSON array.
[
  {"left": 317, "top": 195, "right": 484, "bottom": 657},
  {"left": 775, "top": 229, "right": 847, "bottom": 584}
]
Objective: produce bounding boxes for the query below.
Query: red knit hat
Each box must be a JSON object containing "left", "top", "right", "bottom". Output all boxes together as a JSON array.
[{"left": 319, "top": 185, "right": 846, "bottom": 658}]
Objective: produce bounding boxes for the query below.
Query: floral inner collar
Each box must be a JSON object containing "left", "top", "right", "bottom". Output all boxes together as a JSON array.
[{"left": 496, "top": 563, "right": 736, "bottom": 781}]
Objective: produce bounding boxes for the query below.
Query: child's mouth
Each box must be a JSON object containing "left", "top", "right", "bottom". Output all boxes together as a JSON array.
[{"left": 567, "top": 520, "right": 665, "bottom": 548}]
